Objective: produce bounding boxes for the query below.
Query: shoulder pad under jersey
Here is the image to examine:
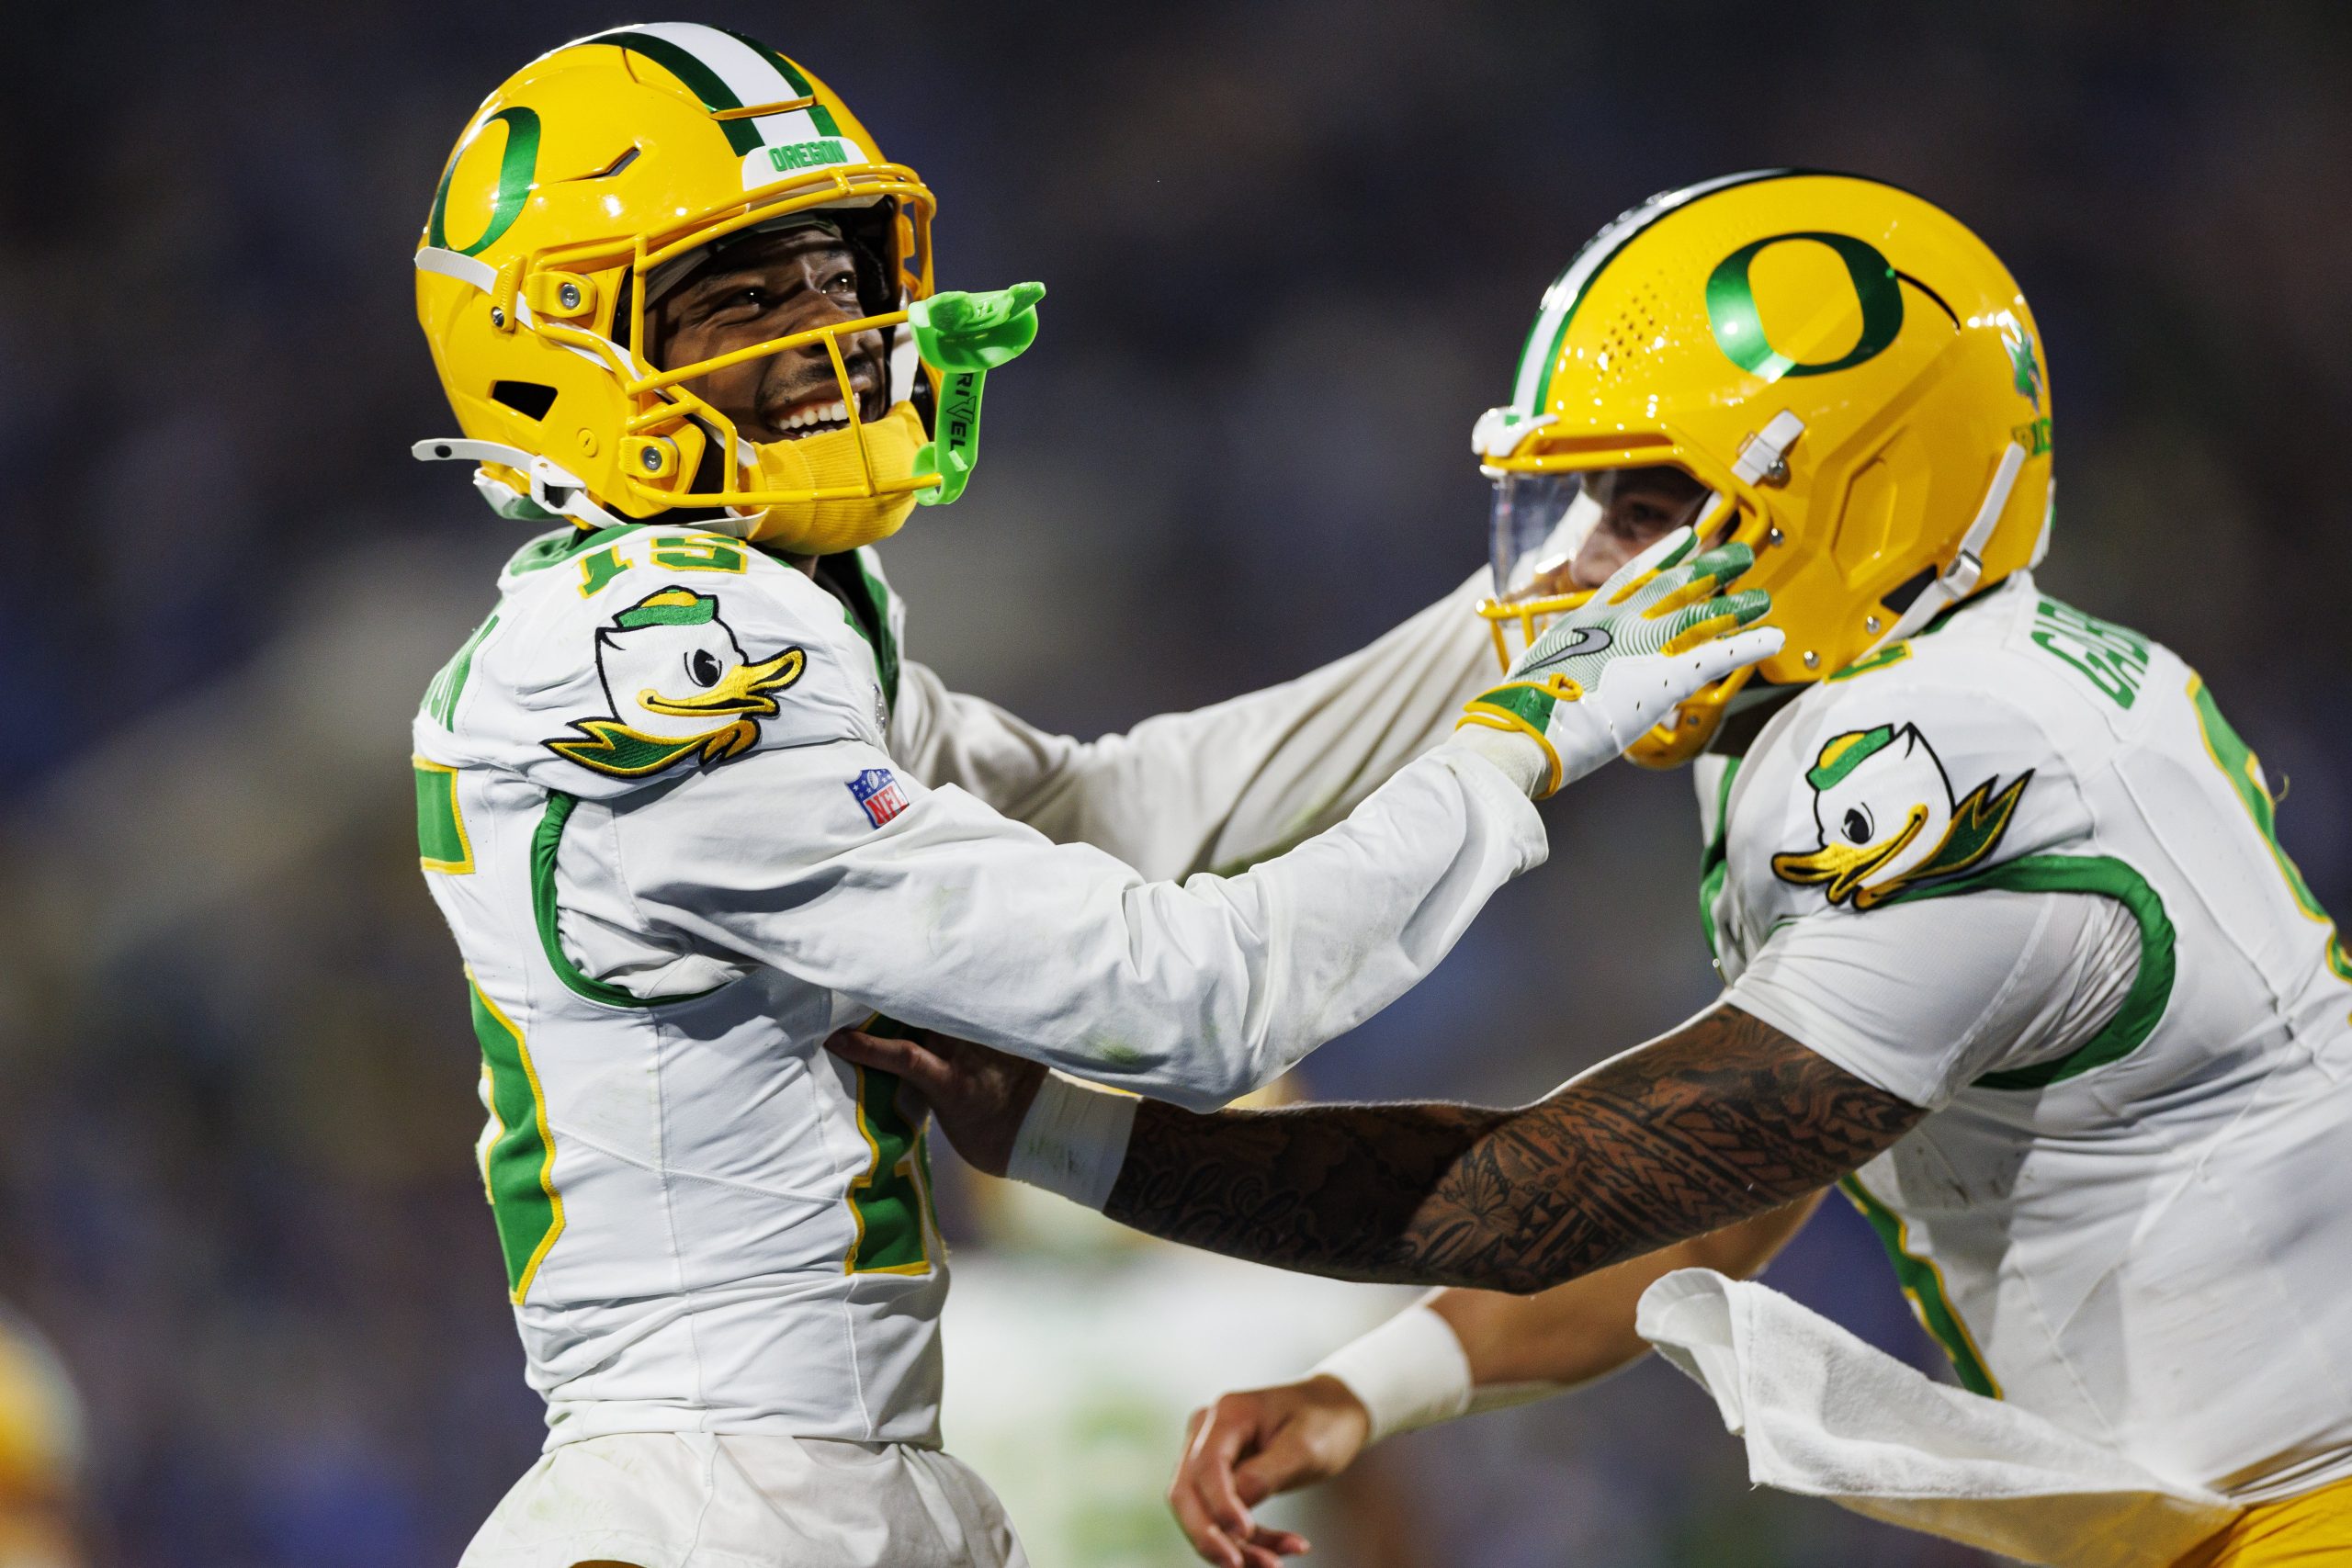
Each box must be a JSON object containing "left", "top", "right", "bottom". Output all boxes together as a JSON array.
[
  {"left": 1719, "top": 579, "right": 2117, "bottom": 960},
  {"left": 428, "top": 525, "right": 890, "bottom": 800}
]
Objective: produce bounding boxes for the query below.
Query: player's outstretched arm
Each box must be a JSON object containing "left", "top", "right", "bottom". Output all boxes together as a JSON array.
[
  {"left": 1452, "top": 528, "right": 1773, "bottom": 799},
  {"left": 886, "top": 567, "right": 1507, "bottom": 879},
  {"left": 891, "top": 524, "right": 1775, "bottom": 877},
  {"left": 785, "top": 531, "right": 1776, "bottom": 1112},
  {"left": 1099, "top": 1006, "right": 1913, "bottom": 1291},
  {"left": 831, "top": 1009, "right": 1896, "bottom": 1563},
  {"left": 831, "top": 1005, "right": 1915, "bottom": 1292},
  {"left": 1163, "top": 1200, "right": 1819, "bottom": 1567}
]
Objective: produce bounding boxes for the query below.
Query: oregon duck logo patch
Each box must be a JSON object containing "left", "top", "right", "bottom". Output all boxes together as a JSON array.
[
  {"left": 1772, "top": 724, "right": 2030, "bottom": 909},
  {"left": 544, "top": 587, "right": 804, "bottom": 778}
]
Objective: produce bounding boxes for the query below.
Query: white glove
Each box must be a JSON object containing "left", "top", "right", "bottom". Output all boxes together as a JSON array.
[{"left": 1455, "top": 527, "right": 1781, "bottom": 797}]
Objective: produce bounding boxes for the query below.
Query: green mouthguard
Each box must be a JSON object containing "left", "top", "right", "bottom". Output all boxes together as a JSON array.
[{"left": 909, "top": 282, "right": 1045, "bottom": 507}]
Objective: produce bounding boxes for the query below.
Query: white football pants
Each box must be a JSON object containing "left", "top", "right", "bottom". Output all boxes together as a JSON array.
[{"left": 458, "top": 1432, "right": 1029, "bottom": 1568}]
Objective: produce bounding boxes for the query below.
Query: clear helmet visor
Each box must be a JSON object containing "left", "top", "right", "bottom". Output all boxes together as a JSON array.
[
  {"left": 1487, "top": 463, "right": 1718, "bottom": 605},
  {"left": 1487, "top": 471, "right": 1594, "bottom": 601}
]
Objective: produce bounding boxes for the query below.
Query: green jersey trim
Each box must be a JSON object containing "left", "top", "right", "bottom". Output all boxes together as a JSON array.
[
  {"left": 2188, "top": 673, "right": 2352, "bottom": 982},
  {"left": 857, "top": 555, "right": 900, "bottom": 715},
  {"left": 531, "top": 791, "right": 727, "bottom": 1010},
  {"left": 414, "top": 758, "right": 475, "bottom": 874},
  {"left": 1838, "top": 1170, "right": 2001, "bottom": 1398},
  {"left": 469, "top": 973, "right": 566, "bottom": 1303},
  {"left": 422, "top": 612, "right": 500, "bottom": 727},
  {"left": 812, "top": 548, "right": 899, "bottom": 716},
  {"left": 506, "top": 523, "right": 639, "bottom": 577},
  {"left": 1699, "top": 757, "right": 1743, "bottom": 961},
  {"left": 1876, "top": 853, "right": 2177, "bottom": 1091},
  {"left": 843, "top": 1061, "right": 936, "bottom": 1275}
]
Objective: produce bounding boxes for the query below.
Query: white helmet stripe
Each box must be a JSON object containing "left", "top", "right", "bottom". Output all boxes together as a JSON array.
[
  {"left": 1509, "top": 169, "right": 1799, "bottom": 416},
  {"left": 616, "top": 22, "right": 796, "bottom": 111},
  {"left": 607, "top": 22, "right": 854, "bottom": 165}
]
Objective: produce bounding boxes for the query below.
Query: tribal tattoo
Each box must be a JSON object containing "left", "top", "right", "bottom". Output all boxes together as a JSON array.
[{"left": 1102, "top": 1005, "right": 1923, "bottom": 1292}]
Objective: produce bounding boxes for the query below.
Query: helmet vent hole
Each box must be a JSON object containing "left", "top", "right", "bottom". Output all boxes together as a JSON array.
[
  {"left": 491, "top": 380, "right": 559, "bottom": 421},
  {"left": 578, "top": 144, "right": 641, "bottom": 181},
  {"left": 1601, "top": 300, "right": 1665, "bottom": 384}
]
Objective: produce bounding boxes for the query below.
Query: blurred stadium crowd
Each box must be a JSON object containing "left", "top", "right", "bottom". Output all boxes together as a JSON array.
[{"left": 1, "top": 1, "right": 2346, "bottom": 1562}]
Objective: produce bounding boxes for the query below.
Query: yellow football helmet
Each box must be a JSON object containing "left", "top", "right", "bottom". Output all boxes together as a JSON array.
[
  {"left": 413, "top": 23, "right": 941, "bottom": 552},
  {"left": 1476, "top": 170, "right": 2053, "bottom": 765}
]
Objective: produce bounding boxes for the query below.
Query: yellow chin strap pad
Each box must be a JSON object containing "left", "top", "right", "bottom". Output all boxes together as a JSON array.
[{"left": 740, "top": 400, "right": 928, "bottom": 555}]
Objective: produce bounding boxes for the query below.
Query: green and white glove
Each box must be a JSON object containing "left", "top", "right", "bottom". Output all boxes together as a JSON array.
[{"left": 1455, "top": 527, "right": 1780, "bottom": 797}]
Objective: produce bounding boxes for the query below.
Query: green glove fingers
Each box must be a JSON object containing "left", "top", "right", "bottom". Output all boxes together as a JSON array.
[
  {"left": 1628, "top": 540, "right": 1757, "bottom": 623},
  {"left": 908, "top": 282, "right": 1046, "bottom": 507},
  {"left": 1661, "top": 586, "right": 1772, "bottom": 655},
  {"left": 1680, "top": 540, "right": 1755, "bottom": 586}
]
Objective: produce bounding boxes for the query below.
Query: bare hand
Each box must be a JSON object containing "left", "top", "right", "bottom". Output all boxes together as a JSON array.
[
  {"left": 1168, "top": 1376, "right": 1372, "bottom": 1567},
  {"left": 824, "top": 1027, "right": 1046, "bottom": 1178}
]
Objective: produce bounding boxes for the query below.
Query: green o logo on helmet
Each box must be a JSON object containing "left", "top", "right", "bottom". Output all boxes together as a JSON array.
[
  {"left": 426, "top": 107, "right": 542, "bottom": 257},
  {"left": 1705, "top": 231, "right": 1904, "bottom": 381}
]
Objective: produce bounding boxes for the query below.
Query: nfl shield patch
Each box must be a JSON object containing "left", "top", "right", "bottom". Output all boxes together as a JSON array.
[{"left": 847, "top": 767, "right": 910, "bottom": 829}]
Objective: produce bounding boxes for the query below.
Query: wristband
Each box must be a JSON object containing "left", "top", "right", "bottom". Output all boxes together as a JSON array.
[
  {"left": 1443, "top": 727, "right": 1549, "bottom": 799},
  {"left": 1308, "top": 1304, "right": 1474, "bottom": 1442},
  {"left": 1004, "top": 1071, "right": 1137, "bottom": 1211}
]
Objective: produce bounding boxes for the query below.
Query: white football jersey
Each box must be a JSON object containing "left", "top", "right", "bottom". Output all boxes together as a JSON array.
[
  {"left": 1702, "top": 572, "right": 2352, "bottom": 1501},
  {"left": 411, "top": 523, "right": 1527, "bottom": 1450}
]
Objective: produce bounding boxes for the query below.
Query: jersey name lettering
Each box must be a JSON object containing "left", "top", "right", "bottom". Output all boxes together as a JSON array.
[{"left": 2030, "top": 597, "right": 2149, "bottom": 708}]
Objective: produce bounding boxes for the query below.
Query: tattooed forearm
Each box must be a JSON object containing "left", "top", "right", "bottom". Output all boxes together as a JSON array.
[{"left": 1102, "top": 1006, "right": 1922, "bottom": 1293}]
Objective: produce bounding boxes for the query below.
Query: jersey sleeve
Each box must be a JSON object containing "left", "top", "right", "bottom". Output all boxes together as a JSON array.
[
  {"left": 1722, "top": 887, "right": 2141, "bottom": 1109},
  {"left": 600, "top": 732, "right": 1545, "bottom": 1111},
  {"left": 1716, "top": 643, "right": 2129, "bottom": 1109},
  {"left": 885, "top": 569, "right": 1498, "bottom": 880}
]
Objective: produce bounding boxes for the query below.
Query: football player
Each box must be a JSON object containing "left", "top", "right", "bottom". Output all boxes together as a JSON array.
[
  {"left": 407, "top": 28, "right": 1777, "bottom": 1568},
  {"left": 837, "top": 172, "right": 2352, "bottom": 1568}
]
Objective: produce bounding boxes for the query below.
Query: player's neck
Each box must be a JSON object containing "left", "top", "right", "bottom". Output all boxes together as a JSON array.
[{"left": 1710, "top": 684, "right": 1802, "bottom": 759}]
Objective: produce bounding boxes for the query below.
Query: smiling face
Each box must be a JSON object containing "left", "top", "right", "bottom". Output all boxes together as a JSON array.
[{"left": 646, "top": 223, "right": 888, "bottom": 444}]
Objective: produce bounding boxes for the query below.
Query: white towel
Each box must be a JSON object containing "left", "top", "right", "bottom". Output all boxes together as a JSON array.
[{"left": 1634, "top": 1269, "right": 2240, "bottom": 1568}]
